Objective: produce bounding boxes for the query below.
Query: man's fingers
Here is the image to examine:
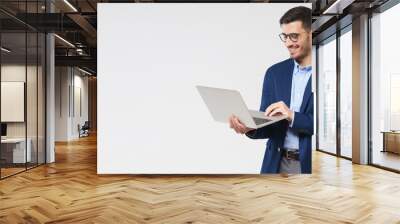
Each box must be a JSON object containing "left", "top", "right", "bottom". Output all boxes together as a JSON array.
[
  {"left": 232, "top": 116, "right": 241, "bottom": 133},
  {"left": 270, "top": 106, "right": 289, "bottom": 117},
  {"left": 229, "top": 116, "right": 234, "bottom": 129},
  {"left": 234, "top": 117, "right": 243, "bottom": 133},
  {"left": 265, "top": 102, "right": 280, "bottom": 116},
  {"left": 231, "top": 116, "right": 237, "bottom": 126},
  {"left": 265, "top": 106, "right": 276, "bottom": 116},
  {"left": 269, "top": 108, "right": 283, "bottom": 116},
  {"left": 265, "top": 101, "right": 287, "bottom": 116},
  {"left": 264, "top": 103, "right": 275, "bottom": 116},
  {"left": 235, "top": 117, "right": 247, "bottom": 132},
  {"left": 229, "top": 115, "right": 251, "bottom": 134},
  {"left": 234, "top": 117, "right": 249, "bottom": 133}
]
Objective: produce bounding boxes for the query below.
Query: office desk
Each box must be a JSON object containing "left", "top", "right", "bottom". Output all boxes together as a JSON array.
[
  {"left": 381, "top": 131, "right": 400, "bottom": 154},
  {"left": 1, "top": 138, "right": 32, "bottom": 164}
]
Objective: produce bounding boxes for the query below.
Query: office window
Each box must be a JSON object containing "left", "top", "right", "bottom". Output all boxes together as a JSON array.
[
  {"left": 318, "top": 36, "right": 337, "bottom": 154},
  {"left": 339, "top": 28, "right": 352, "bottom": 158},
  {"left": 371, "top": 3, "right": 400, "bottom": 171}
]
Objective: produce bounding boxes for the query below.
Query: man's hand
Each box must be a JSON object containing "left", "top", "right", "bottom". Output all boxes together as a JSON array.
[
  {"left": 229, "top": 115, "right": 254, "bottom": 134},
  {"left": 264, "top": 101, "right": 294, "bottom": 123}
]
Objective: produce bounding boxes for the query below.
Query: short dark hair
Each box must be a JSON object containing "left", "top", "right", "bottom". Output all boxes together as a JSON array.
[{"left": 279, "top": 6, "right": 312, "bottom": 31}]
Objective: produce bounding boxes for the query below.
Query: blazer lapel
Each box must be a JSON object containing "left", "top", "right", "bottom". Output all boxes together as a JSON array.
[
  {"left": 300, "top": 78, "right": 312, "bottom": 112},
  {"left": 280, "top": 59, "right": 294, "bottom": 107}
]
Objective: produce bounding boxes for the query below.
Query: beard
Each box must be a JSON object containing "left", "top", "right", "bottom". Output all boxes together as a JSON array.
[{"left": 293, "top": 37, "right": 311, "bottom": 63}]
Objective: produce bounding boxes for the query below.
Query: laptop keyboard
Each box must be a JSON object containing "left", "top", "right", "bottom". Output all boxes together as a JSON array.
[{"left": 253, "top": 117, "right": 272, "bottom": 125}]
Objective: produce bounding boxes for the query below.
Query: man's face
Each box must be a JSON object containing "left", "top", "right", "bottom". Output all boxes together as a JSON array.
[{"left": 280, "top": 21, "right": 311, "bottom": 61}]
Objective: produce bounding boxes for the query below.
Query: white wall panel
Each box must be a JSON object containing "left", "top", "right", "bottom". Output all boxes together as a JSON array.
[{"left": 98, "top": 3, "right": 310, "bottom": 174}]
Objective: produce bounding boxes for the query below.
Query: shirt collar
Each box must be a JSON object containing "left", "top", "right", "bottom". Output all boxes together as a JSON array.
[{"left": 293, "top": 60, "right": 312, "bottom": 73}]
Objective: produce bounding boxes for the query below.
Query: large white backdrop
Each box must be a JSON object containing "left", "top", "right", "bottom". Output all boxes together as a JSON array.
[{"left": 98, "top": 3, "right": 309, "bottom": 174}]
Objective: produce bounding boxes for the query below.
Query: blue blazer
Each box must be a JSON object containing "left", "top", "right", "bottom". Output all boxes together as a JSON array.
[{"left": 246, "top": 58, "right": 313, "bottom": 174}]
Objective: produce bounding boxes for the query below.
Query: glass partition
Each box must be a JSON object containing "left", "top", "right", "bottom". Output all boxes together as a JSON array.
[
  {"left": 27, "top": 31, "right": 38, "bottom": 169},
  {"left": 0, "top": 31, "right": 28, "bottom": 177},
  {"left": 38, "top": 32, "right": 45, "bottom": 165},
  {"left": 0, "top": 1, "right": 46, "bottom": 179}
]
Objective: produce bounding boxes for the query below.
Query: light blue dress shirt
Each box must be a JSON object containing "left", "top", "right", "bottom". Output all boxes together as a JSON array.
[{"left": 283, "top": 60, "right": 312, "bottom": 150}]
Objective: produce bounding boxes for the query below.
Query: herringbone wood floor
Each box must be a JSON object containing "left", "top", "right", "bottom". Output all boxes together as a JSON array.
[{"left": 1, "top": 134, "right": 400, "bottom": 224}]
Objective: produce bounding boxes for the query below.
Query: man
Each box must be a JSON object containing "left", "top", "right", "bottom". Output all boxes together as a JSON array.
[{"left": 229, "top": 6, "right": 313, "bottom": 174}]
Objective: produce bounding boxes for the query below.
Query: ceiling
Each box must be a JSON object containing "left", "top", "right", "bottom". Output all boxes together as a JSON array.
[{"left": 0, "top": 0, "right": 393, "bottom": 75}]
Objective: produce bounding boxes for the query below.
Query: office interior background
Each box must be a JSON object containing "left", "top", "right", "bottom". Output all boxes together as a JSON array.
[{"left": 0, "top": 0, "right": 400, "bottom": 223}]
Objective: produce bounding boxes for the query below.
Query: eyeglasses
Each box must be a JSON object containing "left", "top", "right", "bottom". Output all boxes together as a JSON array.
[{"left": 279, "top": 32, "right": 306, "bottom": 43}]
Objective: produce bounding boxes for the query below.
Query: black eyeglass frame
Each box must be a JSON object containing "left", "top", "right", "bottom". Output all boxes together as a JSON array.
[{"left": 279, "top": 32, "right": 308, "bottom": 43}]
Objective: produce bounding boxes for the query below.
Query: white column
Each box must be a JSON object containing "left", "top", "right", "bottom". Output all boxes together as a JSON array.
[
  {"left": 352, "top": 14, "right": 369, "bottom": 164},
  {"left": 46, "top": 1, "right": 56, "bottom": 163}
]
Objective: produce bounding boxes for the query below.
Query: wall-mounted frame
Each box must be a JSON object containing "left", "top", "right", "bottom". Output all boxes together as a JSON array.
[{"left": 1, "top": 82, "right": 25, "bottom": 122}]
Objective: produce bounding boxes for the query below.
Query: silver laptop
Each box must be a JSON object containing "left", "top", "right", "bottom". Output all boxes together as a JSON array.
[{"left": 196, "top": 85, "right": 287, "bottom": 129}]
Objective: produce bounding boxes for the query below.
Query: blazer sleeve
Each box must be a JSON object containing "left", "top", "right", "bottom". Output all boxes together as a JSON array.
[
  {"left": 245, "top": 68, "right": 276, "bottom": 139},
  {"left": 291, "top": 92, "right": 313, "bottom": 136}
]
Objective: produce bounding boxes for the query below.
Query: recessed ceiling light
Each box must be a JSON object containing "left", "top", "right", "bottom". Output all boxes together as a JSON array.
[
  {"left": 323, "top": 0, "right": 355, "bottom": 15},
  {"left": 1, "top": 47, "right": 11, "bottom": 53},
  {"left": 54, "top": 34, "right": 75, "bottom": 48},
  {"left": 63, "top": 0, "right": 78, "bottom": 12},
  {"left": 78, "top": 67, "right": 93, "bottom": 76}
]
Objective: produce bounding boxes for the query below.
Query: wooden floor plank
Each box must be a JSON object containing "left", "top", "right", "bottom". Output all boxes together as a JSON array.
[{"left": 0, "top": 134, "right": 400, "bottom": 223}]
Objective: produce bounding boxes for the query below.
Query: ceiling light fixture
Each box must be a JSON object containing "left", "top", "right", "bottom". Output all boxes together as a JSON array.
[
  {"left": 1, "top": 47, "right": 11, "bottom": 53},
  {"left": 63, "top": 0, "right": 78, "bottom": 12},
  {"left": 78, "top": 67, "right": 93, "bottom": 76},
  {"left": 323, "top": 0, "right": 355, "bottom": 15},
  {"left": 54, "top": 34, "right": 75, "bottom": 48}
]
